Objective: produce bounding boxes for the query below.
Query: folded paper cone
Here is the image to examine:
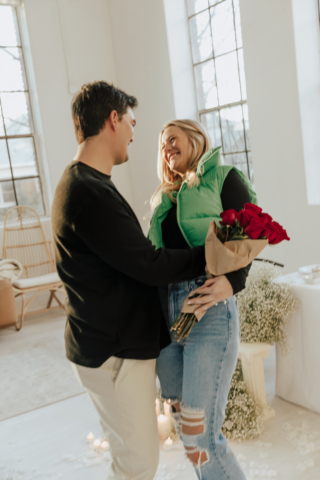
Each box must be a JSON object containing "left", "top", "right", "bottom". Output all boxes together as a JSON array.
[
  {"left": 205, "top": 222, "right": 268, "bottom": 276},
  {"left": 180, "top": 295, "right": 206, "bottom": 322}
]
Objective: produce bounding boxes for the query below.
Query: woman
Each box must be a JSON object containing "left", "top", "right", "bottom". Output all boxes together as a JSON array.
[{"left": 148, "top": 120, "right": 257, "bottom": 480}]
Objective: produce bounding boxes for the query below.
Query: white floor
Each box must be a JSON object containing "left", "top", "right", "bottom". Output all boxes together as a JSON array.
[{"left": 1, "top": 312, "right": 320, "bottom": 480}]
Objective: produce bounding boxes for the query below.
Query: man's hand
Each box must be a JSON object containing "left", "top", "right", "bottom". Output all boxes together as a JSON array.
[{"left": 187, "top": 276, "right": 233, "bottom": 315}]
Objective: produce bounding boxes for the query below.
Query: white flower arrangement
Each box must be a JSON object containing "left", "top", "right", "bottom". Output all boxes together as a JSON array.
[
  {"left": 222, "top": 261, "right": 299, "bottom": 440},
  {"left": 222, "top": 360, "right": 264, "bottom": 440},
  {"left": 237, "top": 262, "right": 299, "bottom": 350}
]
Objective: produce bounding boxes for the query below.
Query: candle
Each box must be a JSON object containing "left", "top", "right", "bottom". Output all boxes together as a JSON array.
[
  {"left": 164, "top": 401, "right": 171, "bottom": 417},
  {"left": 157, "top": 414, "right": 171, "bottom": 441},
  {"left": 101, "top": 441, "right": 109, "bottom": 450},
  {"left": 155, "top": 398, "right": 161, "bottom": 417},
  {"left": 163, "top": 436, "right": 174, "bottom": 451},
  {"left": 87, "top": 433, "right": 94, "bottom": 442},
  {"left": 93, "top": 439, "right": 101, "bottom": 448}
]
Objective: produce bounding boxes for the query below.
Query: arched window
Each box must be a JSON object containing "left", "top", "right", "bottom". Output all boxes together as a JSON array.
[{"left": 187, "top": 0, "right": 253, "bottom": 180}]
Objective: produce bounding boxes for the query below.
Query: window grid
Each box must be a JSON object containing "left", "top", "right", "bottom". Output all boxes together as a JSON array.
[
  {"left": 187, "top": 0, "right": 253, "bottom": 180},
  {"left": 0, "top": 5, "right": 45, "bottom": 221}
]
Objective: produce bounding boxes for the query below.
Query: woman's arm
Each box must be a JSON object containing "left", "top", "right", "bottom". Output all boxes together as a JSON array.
[
  {"left": 221, "top": 169, "right": 252, "bottom": 295},
  {"left": 188, "top": 168, "right": 253, "bottom": 314}
]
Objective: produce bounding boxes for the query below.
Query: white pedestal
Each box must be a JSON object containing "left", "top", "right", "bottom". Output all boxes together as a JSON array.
[{"left": 238, "top": 342, "right": 275, "bottom": 421}]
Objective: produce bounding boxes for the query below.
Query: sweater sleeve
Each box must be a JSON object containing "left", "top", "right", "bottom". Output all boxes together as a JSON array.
[
  {"left": 221, "top": 169, "right": 252, "bottom": 295},
  {"left": 74, "top": 188, "right": 206, "bottom": 287}
]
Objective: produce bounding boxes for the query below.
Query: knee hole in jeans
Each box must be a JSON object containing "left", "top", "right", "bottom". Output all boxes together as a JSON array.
[{"left": 181, "top": 406, "right": 208, "bottom": 466}]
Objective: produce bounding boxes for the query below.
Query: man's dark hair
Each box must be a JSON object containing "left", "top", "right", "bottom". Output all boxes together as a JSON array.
[{"left": 71, "top": 81, "right": 138, "bottom": 143}]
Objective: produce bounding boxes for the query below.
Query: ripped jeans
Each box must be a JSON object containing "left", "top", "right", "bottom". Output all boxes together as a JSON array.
[{"left": 156, "top": 277, "right": 245, "bottom": 480}]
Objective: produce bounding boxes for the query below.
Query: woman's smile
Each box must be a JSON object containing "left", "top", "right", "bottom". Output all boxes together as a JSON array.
[{"left": 162, "top": 125, "right": 192, "bottom": 176}]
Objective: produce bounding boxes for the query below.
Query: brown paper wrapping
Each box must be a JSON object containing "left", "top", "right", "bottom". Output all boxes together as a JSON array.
[
  {"left": 180, "top": 222, "right": 268, "bottom": 320},
  {"left": 180, "top": 295, "right": 206, "bottom": 322},
  {"left": 205, "top": 221, "right": 268, "bottom": 276}
]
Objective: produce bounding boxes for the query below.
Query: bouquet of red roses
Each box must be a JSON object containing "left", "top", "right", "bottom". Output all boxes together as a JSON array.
[{"left": 171, "top": 203, "right": 290, "bottom": 341}]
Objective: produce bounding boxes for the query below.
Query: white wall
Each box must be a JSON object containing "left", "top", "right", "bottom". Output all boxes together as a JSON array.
[
  {"left": 239, "top": 0, "right": 320, "bottom": 271},
  {"left": 163, "top": 0, "right": 197, "bottom": 120},
  {"left": 108, "top": 0, "right": 176, "bottom": 230},
  {"left": 22, "top": 0, "right": 133, "bottom": 206},
  {"left": 291, "top": 0, "right": 320, "bottom": 206}
]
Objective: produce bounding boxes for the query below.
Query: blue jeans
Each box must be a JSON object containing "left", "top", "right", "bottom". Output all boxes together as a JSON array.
[{"left": 156, "top": 276, "right": 245, "bottom": 480}]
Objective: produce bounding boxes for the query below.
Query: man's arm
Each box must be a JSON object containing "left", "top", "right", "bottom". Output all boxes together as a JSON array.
[{"left": 75, "top": 189, "right": 205, "bottom": 287}]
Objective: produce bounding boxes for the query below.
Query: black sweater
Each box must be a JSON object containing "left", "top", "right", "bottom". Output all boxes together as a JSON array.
[
  {"left": 161, "top": 169, "right": 252, "bottom": 294},
  {"left": 51, "top": 162, "right": 206, "bottom": 367}
]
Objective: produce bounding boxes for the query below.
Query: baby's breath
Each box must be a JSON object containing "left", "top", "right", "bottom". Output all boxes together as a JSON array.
[
  {"left": 237, "top": 262, "right": 299, "bottom": 352},
  {"left": 222, "top": 262, "right": 299, "bottom": 440},
  {"left": 222, "top": 360, "right": 264, "bottom": 440}
]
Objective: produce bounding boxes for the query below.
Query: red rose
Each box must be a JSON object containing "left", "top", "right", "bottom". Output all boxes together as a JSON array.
[
  {"left": 261, "top": 223, "right": 278, "bottom": 244},
  {"left": 244, "top": 217, "right": 265, "bottom": 239},
  {"left": 237, "top": 210, "right": 253, "bottom": 229},
  {"left": 244, "top": 203, "right": 263, "bottom": 217},
  {"left": 269, "top": 221, "right": 290, "bottom": 245},
  {"left": 220, "top": 209, "right": 237, "bottom": 227},
  {"left": 258, "top": 212, "right": 273, "bottom": 226},
  {"left": 262, "top": 221, "right": 290, "bottom": 244}
]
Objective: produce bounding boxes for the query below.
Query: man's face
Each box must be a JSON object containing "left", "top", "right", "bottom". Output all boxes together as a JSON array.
[{"left": 115, "top": 107, "right": 136, "bottom": 165}]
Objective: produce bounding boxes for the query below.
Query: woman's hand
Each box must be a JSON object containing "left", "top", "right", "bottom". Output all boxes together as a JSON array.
[{"left": 187, "top": 276, "right": 233, "bottom": 315}]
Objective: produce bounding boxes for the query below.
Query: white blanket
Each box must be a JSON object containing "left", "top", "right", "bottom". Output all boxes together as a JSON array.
[
  {"left": 0, "top": 259, "right": 23, "bottom": 283},
  {"left": 275, "top": 272, "right": 320, "bottom": 414}
]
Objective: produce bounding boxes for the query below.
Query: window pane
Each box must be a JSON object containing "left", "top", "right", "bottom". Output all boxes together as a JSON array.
[
  {"left": 220, "top": 105, "right": 245, "bottom": 153},
  {"left": 189, "top": 10, "right": 213, "bottom": 64},
  {"left": 194, "top": 60, "right": 218, "bottom": 110},
  {"left": 242, "top": 103, "right": 250, "bottom": 150},
  {"left": 233, "top": 0, "right": 243, "bottom": 48},
  {"left": 0, "top": 92, "right": 33, "bottom": 135},
  {"left": 8, "top": 137, "right": 38, "bottom": 178},
  {"left": 0, "top": 109, "right": 5, "bottom": 136},
  {"left": 247, "top": 151, "right": 254, "bottom": 182},
  {"left": 0, "top": 6, "right": 20, "bottom": 47},
  {"left": 210, "top": 0, "right": 236, "bottom": 57},
  {"left": 224, "top": 152, "right": 249, "bottom": 177},
  {"left": 0, "top": 180, "right": 16, "bottom": 222},
  {"left": 200, "top": 110, "right": 222, "bottom": 147},
  {"left": 15, "top": 177, "right": 44, "bottom": 215},
  {"left": 0, "top": 47, "right": 27, "bottom": 92},
  {"left": 215, "top": 51, "right": 241, "bottom": 105},
  {"left": 0, "top": 139, "right": 11, "bottom": 180},
  {"left": 238, "top": 49, "right": 247, "bottom": 100},
  {"left": 187, "top": 0, "right": 208, "bottom": 16}
]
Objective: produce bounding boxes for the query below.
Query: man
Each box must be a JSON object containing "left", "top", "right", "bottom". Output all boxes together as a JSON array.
[{"left": 51, "top": 81, "right": 207, "bottom": 480}]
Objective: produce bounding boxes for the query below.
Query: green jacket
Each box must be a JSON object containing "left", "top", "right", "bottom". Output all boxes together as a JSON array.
[{"left": 148, "top": 147, "right": 257, "bottom": 248}]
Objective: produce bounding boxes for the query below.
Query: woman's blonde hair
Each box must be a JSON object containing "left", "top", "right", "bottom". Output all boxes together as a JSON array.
[{"left": 150, "top": 119, "right": 211, "bottom": 210}]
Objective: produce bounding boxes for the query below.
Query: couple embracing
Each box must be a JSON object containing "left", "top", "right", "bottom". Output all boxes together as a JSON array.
[{"left": 51, "top": 81, "right": 256, "bottom": 480}]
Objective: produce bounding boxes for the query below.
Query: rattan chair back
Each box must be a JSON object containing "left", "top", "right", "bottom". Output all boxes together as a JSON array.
[{"left": 2, "top": 206, "right": 55, "bottom": 278}]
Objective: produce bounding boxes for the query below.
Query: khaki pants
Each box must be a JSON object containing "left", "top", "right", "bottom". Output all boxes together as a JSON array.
[{"left": 71, "top": 357, "right": 159, "bottom": 480}]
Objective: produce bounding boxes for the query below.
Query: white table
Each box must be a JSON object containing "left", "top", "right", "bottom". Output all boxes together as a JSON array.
[{"left": 275, "top": 272, "right": 320, "bottom": 414}]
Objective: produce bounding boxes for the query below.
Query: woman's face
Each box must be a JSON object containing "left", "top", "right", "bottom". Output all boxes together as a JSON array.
[{"left": 161, "top": 126, "right": 192, "bottom": 176}]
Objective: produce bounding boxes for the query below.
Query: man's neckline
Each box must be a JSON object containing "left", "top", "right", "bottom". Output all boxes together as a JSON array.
[{"left": 73, "top": 160, "right": 111, "bottom": 179}]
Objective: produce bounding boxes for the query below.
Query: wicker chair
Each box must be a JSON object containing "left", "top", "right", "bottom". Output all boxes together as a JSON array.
[{"left": 2, "top": 206, "right": 65, "bottom": 330}]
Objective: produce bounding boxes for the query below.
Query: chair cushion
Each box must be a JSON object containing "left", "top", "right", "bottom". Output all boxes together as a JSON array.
[{"left": 13, "top": 272, "right": 61, "bottom": 289}]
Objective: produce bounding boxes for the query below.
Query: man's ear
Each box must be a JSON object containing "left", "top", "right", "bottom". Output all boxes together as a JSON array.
[{"left": 108, "top": 110, "right": 118, "bottom": 132}]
